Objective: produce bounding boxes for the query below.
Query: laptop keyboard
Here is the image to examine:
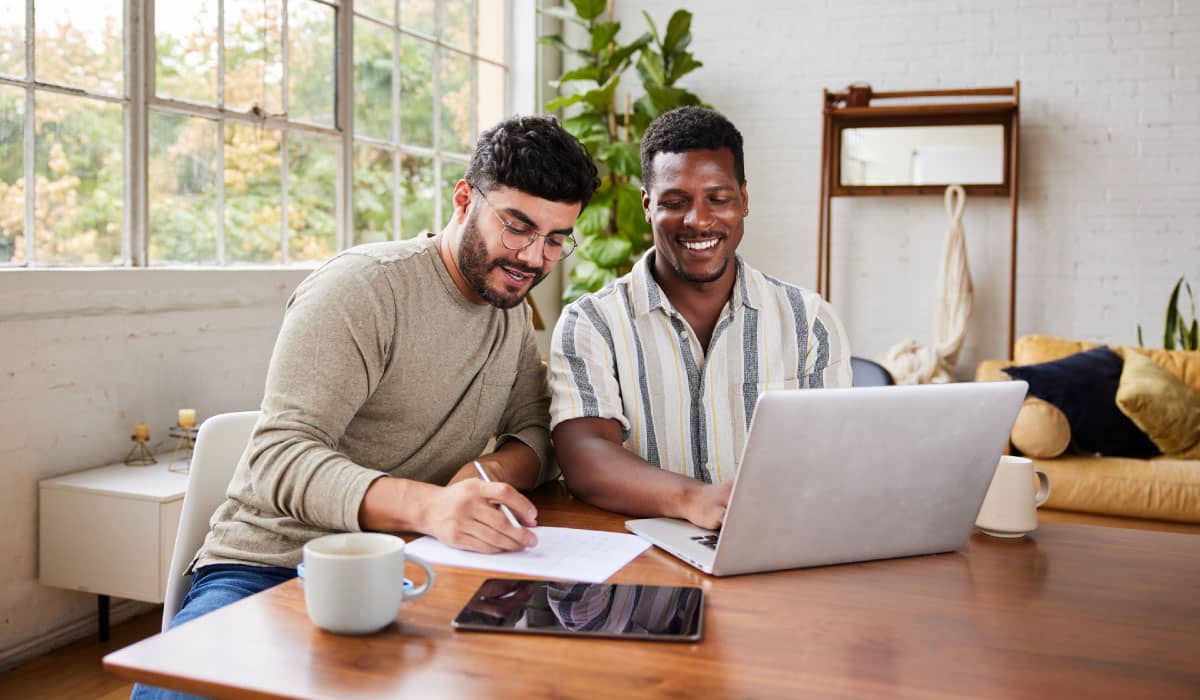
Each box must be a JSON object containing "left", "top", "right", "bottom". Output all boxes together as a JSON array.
[{"left": 690, "top": 534, "right": 719, "bottom": 550}]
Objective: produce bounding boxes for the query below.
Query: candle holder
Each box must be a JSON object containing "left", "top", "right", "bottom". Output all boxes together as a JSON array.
[
  {"left": 167, "top": 423, "right": 200, "bottom": 474},
  {"left": 123, "top": 431, "right": 158, "bottom": 466}
]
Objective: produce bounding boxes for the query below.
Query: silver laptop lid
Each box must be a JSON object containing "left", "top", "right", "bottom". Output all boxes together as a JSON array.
[{"left": 710, "top": 381, "right": 1027, "bottom": 576}]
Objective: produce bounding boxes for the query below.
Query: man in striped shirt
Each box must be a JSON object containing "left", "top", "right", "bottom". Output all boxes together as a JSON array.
[{"left": 549, "top": 107, "right": 851, "bottom": 530}]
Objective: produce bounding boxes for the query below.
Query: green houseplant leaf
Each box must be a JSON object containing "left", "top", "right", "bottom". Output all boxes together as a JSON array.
[{"left": 543, "top": 5, "right": 709, "bottom": 303}]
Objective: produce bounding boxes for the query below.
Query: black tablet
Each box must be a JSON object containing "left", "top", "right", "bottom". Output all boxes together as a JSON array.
[{"left": 451, "top": 578, "right": 704, "bottom": 642}]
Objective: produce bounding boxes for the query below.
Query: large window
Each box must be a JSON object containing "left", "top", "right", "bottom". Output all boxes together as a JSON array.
[{"left": 0, "top": 0, "right": 512, "bottom": 267}]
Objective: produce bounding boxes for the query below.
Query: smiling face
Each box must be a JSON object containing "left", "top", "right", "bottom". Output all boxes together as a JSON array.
[
  {"left": 642, "top": 148, "right": 747, "bottom": 290},
  {"left": 454, "top": 183, "right": 581, "bottom": 309}
]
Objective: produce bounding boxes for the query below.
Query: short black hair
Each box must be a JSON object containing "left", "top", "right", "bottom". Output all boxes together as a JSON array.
[
  {"left": 465, "top": 115, "right": 599, "bottom": 209},
  {"left": 640, "top": 106, "right": 745, "bottom": 188}
]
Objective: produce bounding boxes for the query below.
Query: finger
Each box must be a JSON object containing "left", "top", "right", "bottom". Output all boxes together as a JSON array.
[
  {"left": 464, "top": 515, "right": 535, "bottom": 552},
  {"left": 452, "top": 530, "right": 504, "bottom": 554},
  {"left": 483, "top": 482, "right": 539, "bottom": 527}
]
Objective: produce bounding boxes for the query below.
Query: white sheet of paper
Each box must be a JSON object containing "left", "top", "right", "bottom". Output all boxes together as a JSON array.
[{"left": 405, "top": 526, "right": 651, "bottom": 583}]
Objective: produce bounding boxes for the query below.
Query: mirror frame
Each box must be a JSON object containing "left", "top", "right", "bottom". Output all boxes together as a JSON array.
[{"left": 830, "top": 105, "right": 1014, "bottom": 196}]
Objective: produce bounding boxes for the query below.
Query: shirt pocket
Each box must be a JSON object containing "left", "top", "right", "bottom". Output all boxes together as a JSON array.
[{"left": 473, "top": 370, "right": 517, "bottom": 440}]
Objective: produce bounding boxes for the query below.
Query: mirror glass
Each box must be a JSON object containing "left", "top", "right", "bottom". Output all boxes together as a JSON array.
[{"left": 840, "top": 125, "right": 1005, "bottom": 186}]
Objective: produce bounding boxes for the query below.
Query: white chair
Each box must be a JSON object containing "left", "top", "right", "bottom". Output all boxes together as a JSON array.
[{"left": 161, "top": 410, "right": 261, "bottom": 631}]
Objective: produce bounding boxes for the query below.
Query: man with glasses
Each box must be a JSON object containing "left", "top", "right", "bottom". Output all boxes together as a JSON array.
[
  {"left": 132, "top": 115, "right": 598, "bottom": 700},
  {"left": 548, "top": 107, "right": 851, "bottom": 531}
]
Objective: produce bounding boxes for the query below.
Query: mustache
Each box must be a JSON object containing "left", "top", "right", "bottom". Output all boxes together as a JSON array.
[{"left": 488, "top": 258, "right": 543, "bottom": 276}]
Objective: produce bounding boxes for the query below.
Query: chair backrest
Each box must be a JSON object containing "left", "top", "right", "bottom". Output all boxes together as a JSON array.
[
  {"left": 162, "top": 410, "right": 261, "bottom": 631},
  {"left": 851, "top": 356, "right": 895, "bottom": 387}
]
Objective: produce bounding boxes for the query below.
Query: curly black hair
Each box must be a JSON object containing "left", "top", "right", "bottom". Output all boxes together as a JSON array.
[
  {"left": 640, "top": 106, "right": 745, "bottom": 188},
  {"left": 465, "top": 115, "right": 600, "bottom": 208}
]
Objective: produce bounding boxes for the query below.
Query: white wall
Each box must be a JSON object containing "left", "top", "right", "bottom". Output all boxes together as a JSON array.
[
  {"left": 614, "top": 0, "right": 1200, "bottom": 374},
  {"left": 0, "top": 268, "right": 306, "bottom": 665}
]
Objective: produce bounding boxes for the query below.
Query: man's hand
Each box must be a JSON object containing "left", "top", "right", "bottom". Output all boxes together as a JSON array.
[
  {"left": 359, "top": 476, "right": 539, "bottom": 553},
  {"left": 418, "top": 478, "right": 539, "bottom": 552},
  {"left": 680, "top": 480, "right": 733, "bottom": 530}
]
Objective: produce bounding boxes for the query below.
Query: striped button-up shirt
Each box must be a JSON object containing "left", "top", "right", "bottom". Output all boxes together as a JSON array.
[{"left": 549, "top": 250, "right": 852, "bottom": 483}]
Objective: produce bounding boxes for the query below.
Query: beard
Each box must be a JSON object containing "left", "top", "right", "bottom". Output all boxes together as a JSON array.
[
  {"left": 457, "top": 208, "right": 547, "bottom": 309},
  {"left": 670, "top": 235, "right": 731, "bottom": 284}
]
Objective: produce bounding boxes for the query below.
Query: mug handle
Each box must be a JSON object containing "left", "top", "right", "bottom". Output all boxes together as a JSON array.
[
  {"left": 403, "top": 554, "right": 435, "bottom": 600},
  {"left": 1033, "top": 468, "right": 1051, "bottom": 508}
]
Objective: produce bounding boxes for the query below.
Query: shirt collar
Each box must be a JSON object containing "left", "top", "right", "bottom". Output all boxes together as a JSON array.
[{"left": 630, "top": 248, "right": 760, "bottom": 318}]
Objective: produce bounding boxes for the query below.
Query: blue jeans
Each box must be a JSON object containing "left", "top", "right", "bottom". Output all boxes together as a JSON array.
[{"left": 130, "top": 564, "right": 296, "bottom": 700}]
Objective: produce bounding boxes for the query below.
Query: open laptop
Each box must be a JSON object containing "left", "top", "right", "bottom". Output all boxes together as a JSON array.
[{"left": 625, "top": 381, "right": 1028, "bottom": 576}]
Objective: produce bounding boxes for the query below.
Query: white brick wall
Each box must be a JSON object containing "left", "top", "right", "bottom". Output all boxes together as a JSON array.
[
  {"left": 0, "top": 269, "right": 307, "bottom": 663},
  {"left": 616, "top": 0, "right": 1200, "bottom": 372}
]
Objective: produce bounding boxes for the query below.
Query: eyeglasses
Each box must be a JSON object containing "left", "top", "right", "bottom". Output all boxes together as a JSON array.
[{"left": 470, "top": 182, "right": 577, "bottom": 261}]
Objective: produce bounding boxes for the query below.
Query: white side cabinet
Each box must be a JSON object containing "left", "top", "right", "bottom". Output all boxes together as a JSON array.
[{"left": 39, "top": 460, "right": 187, "bottom": 637}]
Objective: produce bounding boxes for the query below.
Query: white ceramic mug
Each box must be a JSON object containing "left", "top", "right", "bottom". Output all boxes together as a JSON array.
[
  {"left": 300, "top": 532, "right": 435, "bottom": 635},
  {"left": 975, "top": 455, "right": 1051, "bottom": 538}
]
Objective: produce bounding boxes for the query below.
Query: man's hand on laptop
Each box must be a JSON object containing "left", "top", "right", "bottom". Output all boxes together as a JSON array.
[{"left": 680, "top": 480, "right": 733, "bottom": 530}]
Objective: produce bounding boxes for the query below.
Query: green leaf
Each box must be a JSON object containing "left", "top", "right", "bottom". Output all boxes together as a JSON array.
[
  {"left": 668, "top": 54, "right": 703, "bottom": 84},
  {"left": 615, "top": 183, "right": 650, "bottom": 238},
  {"left": 581, "top": 235, "right": 633, "bottom": 268},
  {"left": 550, "top": 65, "right": 601, "bottom": 88},
  {"left": 1137, "top": 324, "right": 1144, "bottom": 348},
  {"left": 561, "top": 112, "right": 608, "bottom": 139},
  {"left": 580, "top": 75, "right": 620, "bottom": 112},
  {"left": 591, "top": 21, "right": 620, "bottom": 55},
  {"left": 663, "top": 10, "right": 693, "bottom": 56},
  {"left": 1189, "top": 319, "right": 1199, "bottom": 351},
  {"left": 575, "top": 191, "right": 614, "bottom": 237},
  {"left": 644, "top": 83, "right": 701, "bottom": 113},
  {"left": 641, "top": 11, "right": 661, "bottom": 45},
  {"left": 1164, "top": 277, "right": 1182, "bottom": 350},
  {"left": 538, "top": 34, "right": 592, "bottom": 60},
  {"left": 563, "top": 280, "right": 595, "bottom": 304},
  {"left": 544, "top": 93, "right": 585, "bottom": 112},
  {"left": 571, "top": 0, "right": 608, "bottom": 21},
  {"left": 600, "top": 35, "right": 651, "bottom": 76},
  {"left": 598, "top": 141, "right": 641, "bottom": 178},
  {"left": 636, "top": 51, "right": 666, "bottom": 86},
  {"left": 537, "top": 6, "right": 588, "bottom": 27}
]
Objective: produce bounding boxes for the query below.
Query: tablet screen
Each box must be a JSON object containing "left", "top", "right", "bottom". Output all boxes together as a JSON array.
[{"left": 451, "top": 578, "right": 704, "bottom": 642}]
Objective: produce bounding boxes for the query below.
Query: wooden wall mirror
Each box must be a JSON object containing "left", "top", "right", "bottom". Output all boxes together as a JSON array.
[{"left": 817, "top": 83, "right": 1021, "bottom": 356}]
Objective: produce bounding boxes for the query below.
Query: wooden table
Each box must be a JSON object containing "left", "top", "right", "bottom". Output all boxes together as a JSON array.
[{"left": 104, "top": 482, "right": 1200, "bottom": 699}]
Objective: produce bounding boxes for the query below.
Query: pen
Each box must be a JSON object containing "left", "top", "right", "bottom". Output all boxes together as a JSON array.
[{"left": 473, "top": 460, "right": 524, "bottom": 530}]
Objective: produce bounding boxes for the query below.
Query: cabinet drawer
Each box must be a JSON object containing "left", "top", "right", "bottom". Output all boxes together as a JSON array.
[{"left": 39, "top": 488, "right": 163, "bottom": 602}]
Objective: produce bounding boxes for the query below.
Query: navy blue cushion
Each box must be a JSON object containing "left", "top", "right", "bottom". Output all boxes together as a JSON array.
[{"left": 1002, "top": 346, "right": 1159, "bottom": 458}]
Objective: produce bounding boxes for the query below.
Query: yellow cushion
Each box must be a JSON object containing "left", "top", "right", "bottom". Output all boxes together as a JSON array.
[
  {"left": 1117, "top": 351, "right": 1200, "bottom": 457},
  {"left": 1036, "top": 455, "right": 1200, "bottom": 523},
  {"left": 1010, "top": 397, "right": 1071, "bottom": 458},
  {"left": 1013, "top": 334, "right": 1200, "bottom": 391}
]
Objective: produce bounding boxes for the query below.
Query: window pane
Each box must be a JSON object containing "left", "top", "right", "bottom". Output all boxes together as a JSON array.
[
  {"left": 439, "top": 48, "right": 471, "bottom": 154},
  {"left": 399, "top": 35, "right": 433, "bottom": 147},
  {"left": 441, "top": 0, "right": 472, "bottom": 50},
  {"left": 476, "top": 0, "right": 505, "bottom": 63},
  {"left": 225, "top": 122, "right": 281, "bottom": 264},
  {"left": 225, "top": 0, "right": 284, "bottom": 114},
  {"left": 0, "top": 85, "right": 23, "bottom": 264},
  {"left": 477, "top": 61, "right": 505, "bottom": 136},
  {"left": 156, "top": 0, "right": 218, "bottom": 104},
  {"left": 354, "top": 17, "right": 392, "bottom": 142},
  {"left": 357, "top": 0, "right": 393, "bottom": 23},
  {"left": 353, "top": 145, "right": 393, "bottom": 245},
  {"left": 287, "top": 133, "right": 337, "bottom": 262},
  {"left": 288, "top": 0, "right": 335, "bottom": 127},
  {"left": 148, "top": 111, "right": 218, "bottom": 264},
  {"left": 399, "top": 0, "right": 434, "bottom": 35},
  {"left": 399, "top": 152, "right": 433, "bottom": 237},
  {"left": 34, "top": 93, "right": 123, "bottom": 264},
  {"left": 440, "top": 159, "right": 465, "bottom": 229},
  {"left": 36, "top": 0, "right": 123, "bottom": 95},
  {"left": 0, "top": 0, "right": 24, "bottom": 78}
]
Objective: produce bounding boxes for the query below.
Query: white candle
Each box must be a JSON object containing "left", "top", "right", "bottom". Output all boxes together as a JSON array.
[{"left": 178, "top": 409, "right": 197, "bottom": 429}]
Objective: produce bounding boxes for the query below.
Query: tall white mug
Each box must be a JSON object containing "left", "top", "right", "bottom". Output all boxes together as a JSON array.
[
  {"left": 301, "top": 532, "right": 435, "bottom": 635},
  {"left": 975, "top": 456, "right": 1051, "bottom": 538}
]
